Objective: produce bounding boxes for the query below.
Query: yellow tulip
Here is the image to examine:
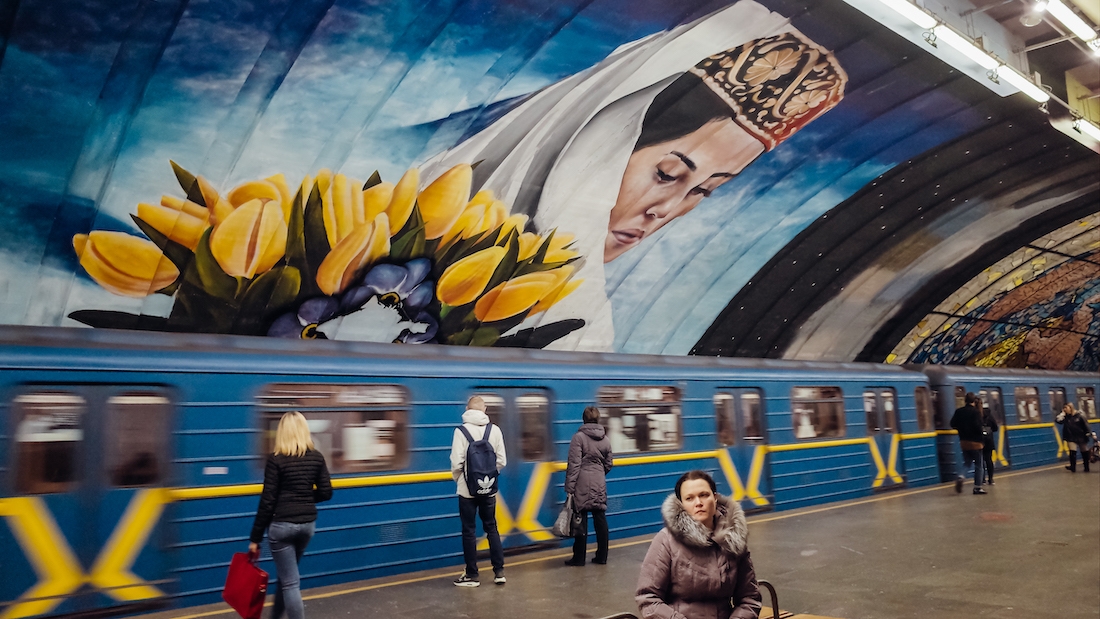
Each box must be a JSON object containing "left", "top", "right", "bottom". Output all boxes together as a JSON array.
[
  {"left": 497, "top": 214, "right": 529, "bottom": 243},
  {"left": 227, "top": 180, "right": 281, "bottom": 207},
  {"left": 196, "top": 175, "right": 221, "bottom": 213},
  {"left": 387, "top": 168, "right": 419, "bottom": 235},
  {"left": 363, "top": 182, "right": 394, "bottom": 222},
  {"left": 265, "top": 173, "right": 294, "bottom": 221},
  {"left": 545, "top": 231, "right": 578, "bottom": 262},
  {"left": 474, "top": 272, "right": 559, "bottom": 322},
  {"left": 418, "top": 164, "right": 471, "bottom": 239},
  {"left": 436, "top": 246, "right": 507, "bottom": 306},
  {"left": 530, "top": 266, "right": 579, "bottom": 314},
  {"left": 440, "top": 204, "right": 485, "bottom": 246},
  {"left": 315, "top": 213, "right": 391, "bottom": 295},
  {"left": 517, "top": 232, "right": 540, "bottom": 260},
  {"left": 321, "top": 173, "right": 359, "bottom": 247},
  {"left": 159, "top": 195, "right": 209, "bottom": 220},
  {"left": 73, "top": 231, "right": 179, "bottom": 297},
  {"left": 137, "top": 201, "right": 208, "bottom": 250},
  {"left": 209, "top": 199, "right": 288, "bottom": 278}
]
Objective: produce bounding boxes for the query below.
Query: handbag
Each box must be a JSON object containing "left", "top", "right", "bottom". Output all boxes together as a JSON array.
[
  {"left": 223, "top": 551, "right": 268, "bottom": 619},
  {"left": 552, "top": 494, "right": 577, "bottom": 537}
]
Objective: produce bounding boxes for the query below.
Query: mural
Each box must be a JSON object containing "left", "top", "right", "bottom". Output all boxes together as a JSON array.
[
  {"left": 0, "top": 0, "right": 1094, "bottom": 364},
  {"left": 892, "top": 217, "right": 1100, "bottom": 371}
]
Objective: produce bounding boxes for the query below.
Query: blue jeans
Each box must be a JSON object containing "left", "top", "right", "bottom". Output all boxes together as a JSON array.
[
  {"left": 268, "top": 521, "right": 315, "bottom": 619},
  {"left": 962, "top": 449, "right": 984, "bottom": 488},
  {"left": 458, "top": 495, "right": 504, "bottom": 576}
]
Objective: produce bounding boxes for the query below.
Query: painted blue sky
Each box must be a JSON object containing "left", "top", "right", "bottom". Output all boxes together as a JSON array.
[{"left": 0, "top": 0, "right": 992, "bottom": 350}]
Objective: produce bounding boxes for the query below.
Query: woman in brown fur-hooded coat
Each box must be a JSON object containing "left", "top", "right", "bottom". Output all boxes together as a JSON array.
[{"left": 636, "top": 470, "right": 761, "bottom": 619}]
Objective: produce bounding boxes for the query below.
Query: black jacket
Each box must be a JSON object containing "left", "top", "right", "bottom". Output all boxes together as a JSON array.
[
  {"left": 950, "top": 405, "right": 984, "bottom": 443},
  {"left": 250, "top": 450, "right": 333, "bottom": 543},
  {"left": 1058, "top": 413, "right": 1093, "bottom": 445},
  {"left": 981, "top": 409, "right": 999, "bottom": 449}
]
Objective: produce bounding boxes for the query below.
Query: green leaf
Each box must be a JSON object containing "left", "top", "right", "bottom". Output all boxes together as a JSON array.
[
  {"left": 170, "top": 160, "right": 206, "bottom": 207},
  {"left": 156, "top": 280, "right": 179, "bottom": 296},
  {"left": 285, "top": 186, "right": 307, "bottom": 265},
  {"left": 130, "top": 214, "right": 194, "bottom": 273},
  {"left": 513, "top": 256, "right": 579, "bottom": 277},
  {"left": 302, "top": 182, "right": 328, "bottom": 297},
  {"left": 468, "top": 326, "right": 500, "bottom": 346},
  {"left": 483, "top": 232, "right": 519, "bottom": 293},
  {"left": 187, "top": 228, "right": 237, "bottom": 301},
  {"left": 234, "top": 266, "right": 302, "bottom": 334},
  {"left": 362, "top": 171, "right": 382, "bottom": 190},
  {"left": 390, "top": 213, "right": 427, "bottom": 261},
  {"left": 68, "top": 310, "right": 172, "bottom": 331},
  {"left": 167, "top": 280, "right": 238, "bottom": 332}
]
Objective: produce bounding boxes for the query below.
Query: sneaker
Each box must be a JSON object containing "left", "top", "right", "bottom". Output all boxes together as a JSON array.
[
  {"left": 987, "top": 480, "right": 994, "bottom": 485},
  {"left": 954, "top": 477, "right": 963, "bottom": 493},
  {"left": 454, "top": 573, "right": 480, "bottom": 587},
  {"left": 493, "top": 572, "right": 506, "bottom": 585},
  {"left": 564, "top": 558, "right": 585, "bottom": 566},
  {"left": 972, "top": 487, "right": 987, "bottom": 495}
]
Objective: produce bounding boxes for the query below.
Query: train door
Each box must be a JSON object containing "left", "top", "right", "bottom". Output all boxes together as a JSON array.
[
  {"left": 714, "top": 389, "right": 769, "bottom": 510},
  {"left": 978, "top": 387, "right": 1008, "bottom": 466},
  {"left": 7, "top": 386, "right": 173, "bottom": 617},
  {"left": 863, "top": 388, "right": 903, "bottom": 490},
  {"left": 473, "top": 389, "right": 551, "bottom": 548}
]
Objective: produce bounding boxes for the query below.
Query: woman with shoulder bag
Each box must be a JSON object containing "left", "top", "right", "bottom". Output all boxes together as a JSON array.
[
  {"left": 981, "top": 406, "right": 998, "bottom": 485},
  {"left": 249, "top": 412, "right": 333, "bottom": 619},
  {"left": 564, "top": 406, "right": 614, "bottom": 566},
  {"left": 1056, "top": 404, "right": 1096, "bottom": 473}
]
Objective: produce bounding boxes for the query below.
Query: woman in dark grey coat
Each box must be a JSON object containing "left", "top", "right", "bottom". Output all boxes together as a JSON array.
[{"left": 564, "top": 406, "right": 614, "bottom": 566}]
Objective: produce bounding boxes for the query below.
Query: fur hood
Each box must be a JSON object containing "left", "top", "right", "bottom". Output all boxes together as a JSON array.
[{"left": 660, "top": 491, "right": 748, "bottom": 556}]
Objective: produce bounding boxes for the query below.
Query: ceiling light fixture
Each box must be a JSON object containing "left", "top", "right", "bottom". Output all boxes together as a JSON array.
[
  {"left": 932, "top": 24, "right": 1000, "bottom": 69},
  {"left": 878, "top": 0, "right": 937, "bottom": 29},
  {"left": 1089, "top": 39, "right": 1100, "bottom": 55},
  {"left": 996, "top": 67, "right": 1052, "bottom": 102},
  {"left": 1045, "top": 0, "right": 1098, "bottom": 41},
  {"left": 1075, "top": 118, "right": 1100, "bottom": 141},
  {"left": 1034, "top": 0, "right": 1049, "bottom": 11}
]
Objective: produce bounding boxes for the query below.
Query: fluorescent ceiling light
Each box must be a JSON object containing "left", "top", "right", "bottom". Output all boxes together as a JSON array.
[
  {"left": 879, "top": 0, "right": 937, "bottom": 29},
  {"left": 1077, "top": 119, "right": 1100, "bottom": 141},
  {"left": 997, "top": 67, "right": 1051, "bottom": 102},
  {"left": 932, "top": 25, "right": 1000, "bottom": 70},
  {"left": 1045, "top": 0, "right": 1098, "bottom": 41},
  {"left": 1089, "top": 39, "right": 1100, "bottom": 55}
]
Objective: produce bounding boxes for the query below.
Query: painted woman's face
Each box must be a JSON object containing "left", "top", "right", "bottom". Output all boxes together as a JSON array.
[{"left": 605, "top": 118, "right": 765, "bottom": 263}]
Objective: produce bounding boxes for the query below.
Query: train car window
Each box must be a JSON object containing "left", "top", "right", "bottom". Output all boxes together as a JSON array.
[
  {"left": 597, "top": 386, "right": 681, "bottom": 454},
  {"left": 257, "top": 384, "right": 409, "bottom": 473},
  {"left": 1077, "top": 388, "right": 1097, "bottom": 419},
  {"left": 741, "top": 392, "right": 764, "bottom": 442},
  {"left": 914, "top": 387, "right": 935, "bottom": 432},
  {"left": 978, "top": 388, "right": 1005, "bottom": 425},
  {"left": 714, "top": 394, "right": 737, "bottom": 447},
  {"left": 477, "top": 393, "right": 506, "bottom": 428},
  {"left": 106, "top": 394, "right": 170, "bottom": 487},
  {"left": 953, "top": 387, "right": 966, "bottom": 411},
  {"left": 517, "top": 393, "right": 550, "bottom": 461},
  {"left": 13, "top": 392, "right": 85, "bottom": 494},
  {"left": 1013, "top": 387, "right": 1042, "bottom": 423},
  {"left": 1049, "top": 388, "right": 1066, "bottom": 417},
  {"left": 863, "top": 391, "right": 878, "bottom": 432},
  {"left": 713, "top": 390, "right": 765, "bottom": 447},
  {"left": 790, "top": 387, "right": 845, "bottom": 439}
]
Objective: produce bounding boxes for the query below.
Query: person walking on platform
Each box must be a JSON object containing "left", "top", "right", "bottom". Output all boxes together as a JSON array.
[
  {"left": 950, "top": 392, "right": 986, "bottom": 495},
  {"left": 249, "top": 411, "right": 333, "bottom": 619},
  {"left": 564, "top": 406, "right": 614, "bottom": 566},
  {"left": 1056, "top": 403, "right": 1096, "bottom": 473},
  {"left": 981, "top": 405, "right": 999, "bottom": 485},
  {"left": 451, "top": 396, "right": 507, "bottom": 587},
  {"left": 636, "top": 470, "right": 761, "bottom": 619}
]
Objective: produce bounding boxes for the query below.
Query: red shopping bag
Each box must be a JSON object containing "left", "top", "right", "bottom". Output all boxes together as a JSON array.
[{"left": 223, "top": 552, "right": 268, "bottom": 619}]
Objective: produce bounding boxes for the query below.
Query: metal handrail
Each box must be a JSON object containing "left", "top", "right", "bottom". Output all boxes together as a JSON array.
[{"left": 758, "top": 579, "right": 780, "bottom": 619}]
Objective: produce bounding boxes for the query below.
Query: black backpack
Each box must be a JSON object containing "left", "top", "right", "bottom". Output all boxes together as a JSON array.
[{"left": 458, "top": 423, "right": 499, "bottom": 496}]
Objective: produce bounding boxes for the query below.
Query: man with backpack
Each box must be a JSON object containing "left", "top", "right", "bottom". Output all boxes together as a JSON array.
[{"left": 450, "top": 396, "right": 507, "bottom": 587}]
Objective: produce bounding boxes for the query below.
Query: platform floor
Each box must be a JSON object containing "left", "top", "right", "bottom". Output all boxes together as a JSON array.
[{"left": 152, "top": 464, "right": 1099, "bottom": 619}]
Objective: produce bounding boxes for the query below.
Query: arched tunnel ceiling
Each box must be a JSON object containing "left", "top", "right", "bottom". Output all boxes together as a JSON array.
[{"left": 0, "top": 0, "right": 1097, "bottom": 369}]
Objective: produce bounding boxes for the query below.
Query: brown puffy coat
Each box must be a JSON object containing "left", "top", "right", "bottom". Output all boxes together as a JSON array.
[
  {"left": 636, "top": 493, "right": 761, "bottom": 619},
  {"left": 564, "top": 423, "right": 614, "bottom": 511}
]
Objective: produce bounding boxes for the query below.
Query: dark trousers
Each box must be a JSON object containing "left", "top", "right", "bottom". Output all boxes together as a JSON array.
[
  {"left": 1068, "top": 447, "right": 1090, "bottom": 472},
  {"left": 571, "top": 509, "right": 609, "bottom": 564},
  {"left": 982, "top": 445, "right": 995, "bottom": 483},
  {"left": 961, "top": 449, "right": 984, "bottom": 487},
  {"left": 458, "top": 495, "right": 504, "bottom": 576}
]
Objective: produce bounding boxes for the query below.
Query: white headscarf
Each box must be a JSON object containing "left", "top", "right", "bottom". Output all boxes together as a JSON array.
[{"left": 423, "top": 1, "right": 795, "bottom": 350}]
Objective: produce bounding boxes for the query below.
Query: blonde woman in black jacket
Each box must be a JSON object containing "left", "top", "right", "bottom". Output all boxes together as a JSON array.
[{"left": 249, "top": 412, "right": 333, "bottom": 619}]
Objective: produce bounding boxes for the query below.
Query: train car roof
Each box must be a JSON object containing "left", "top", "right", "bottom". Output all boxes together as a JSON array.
[
  {"left": 0, "top": 325, "right": 928, "bottom": 382},
  {"left": 911, "top": 363, "right": 1098, "bottom": 383}
]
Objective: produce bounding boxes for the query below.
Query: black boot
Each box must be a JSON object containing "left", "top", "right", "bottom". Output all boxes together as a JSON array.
[{"left": 1067, "top": 451, "right": 1077, "bottom": 472}]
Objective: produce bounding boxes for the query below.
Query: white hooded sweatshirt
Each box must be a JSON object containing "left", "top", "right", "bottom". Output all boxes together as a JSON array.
[{"left": 450, "top": 409, "right": 508, "bottom": 498}]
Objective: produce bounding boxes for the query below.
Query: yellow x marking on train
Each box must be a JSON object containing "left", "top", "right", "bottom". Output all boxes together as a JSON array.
[{"left": 0, "top": 489, "right": 169, "bottom": 619}]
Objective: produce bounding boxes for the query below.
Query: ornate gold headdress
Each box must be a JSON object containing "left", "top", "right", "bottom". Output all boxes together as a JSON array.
[{"left": 689, "top": 31, "right": 848, "bottom": 151}]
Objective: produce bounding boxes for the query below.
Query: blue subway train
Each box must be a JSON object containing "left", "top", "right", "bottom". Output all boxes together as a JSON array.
[{"left": 0, "top": 326, "right": 1095, "bottom": 619}]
